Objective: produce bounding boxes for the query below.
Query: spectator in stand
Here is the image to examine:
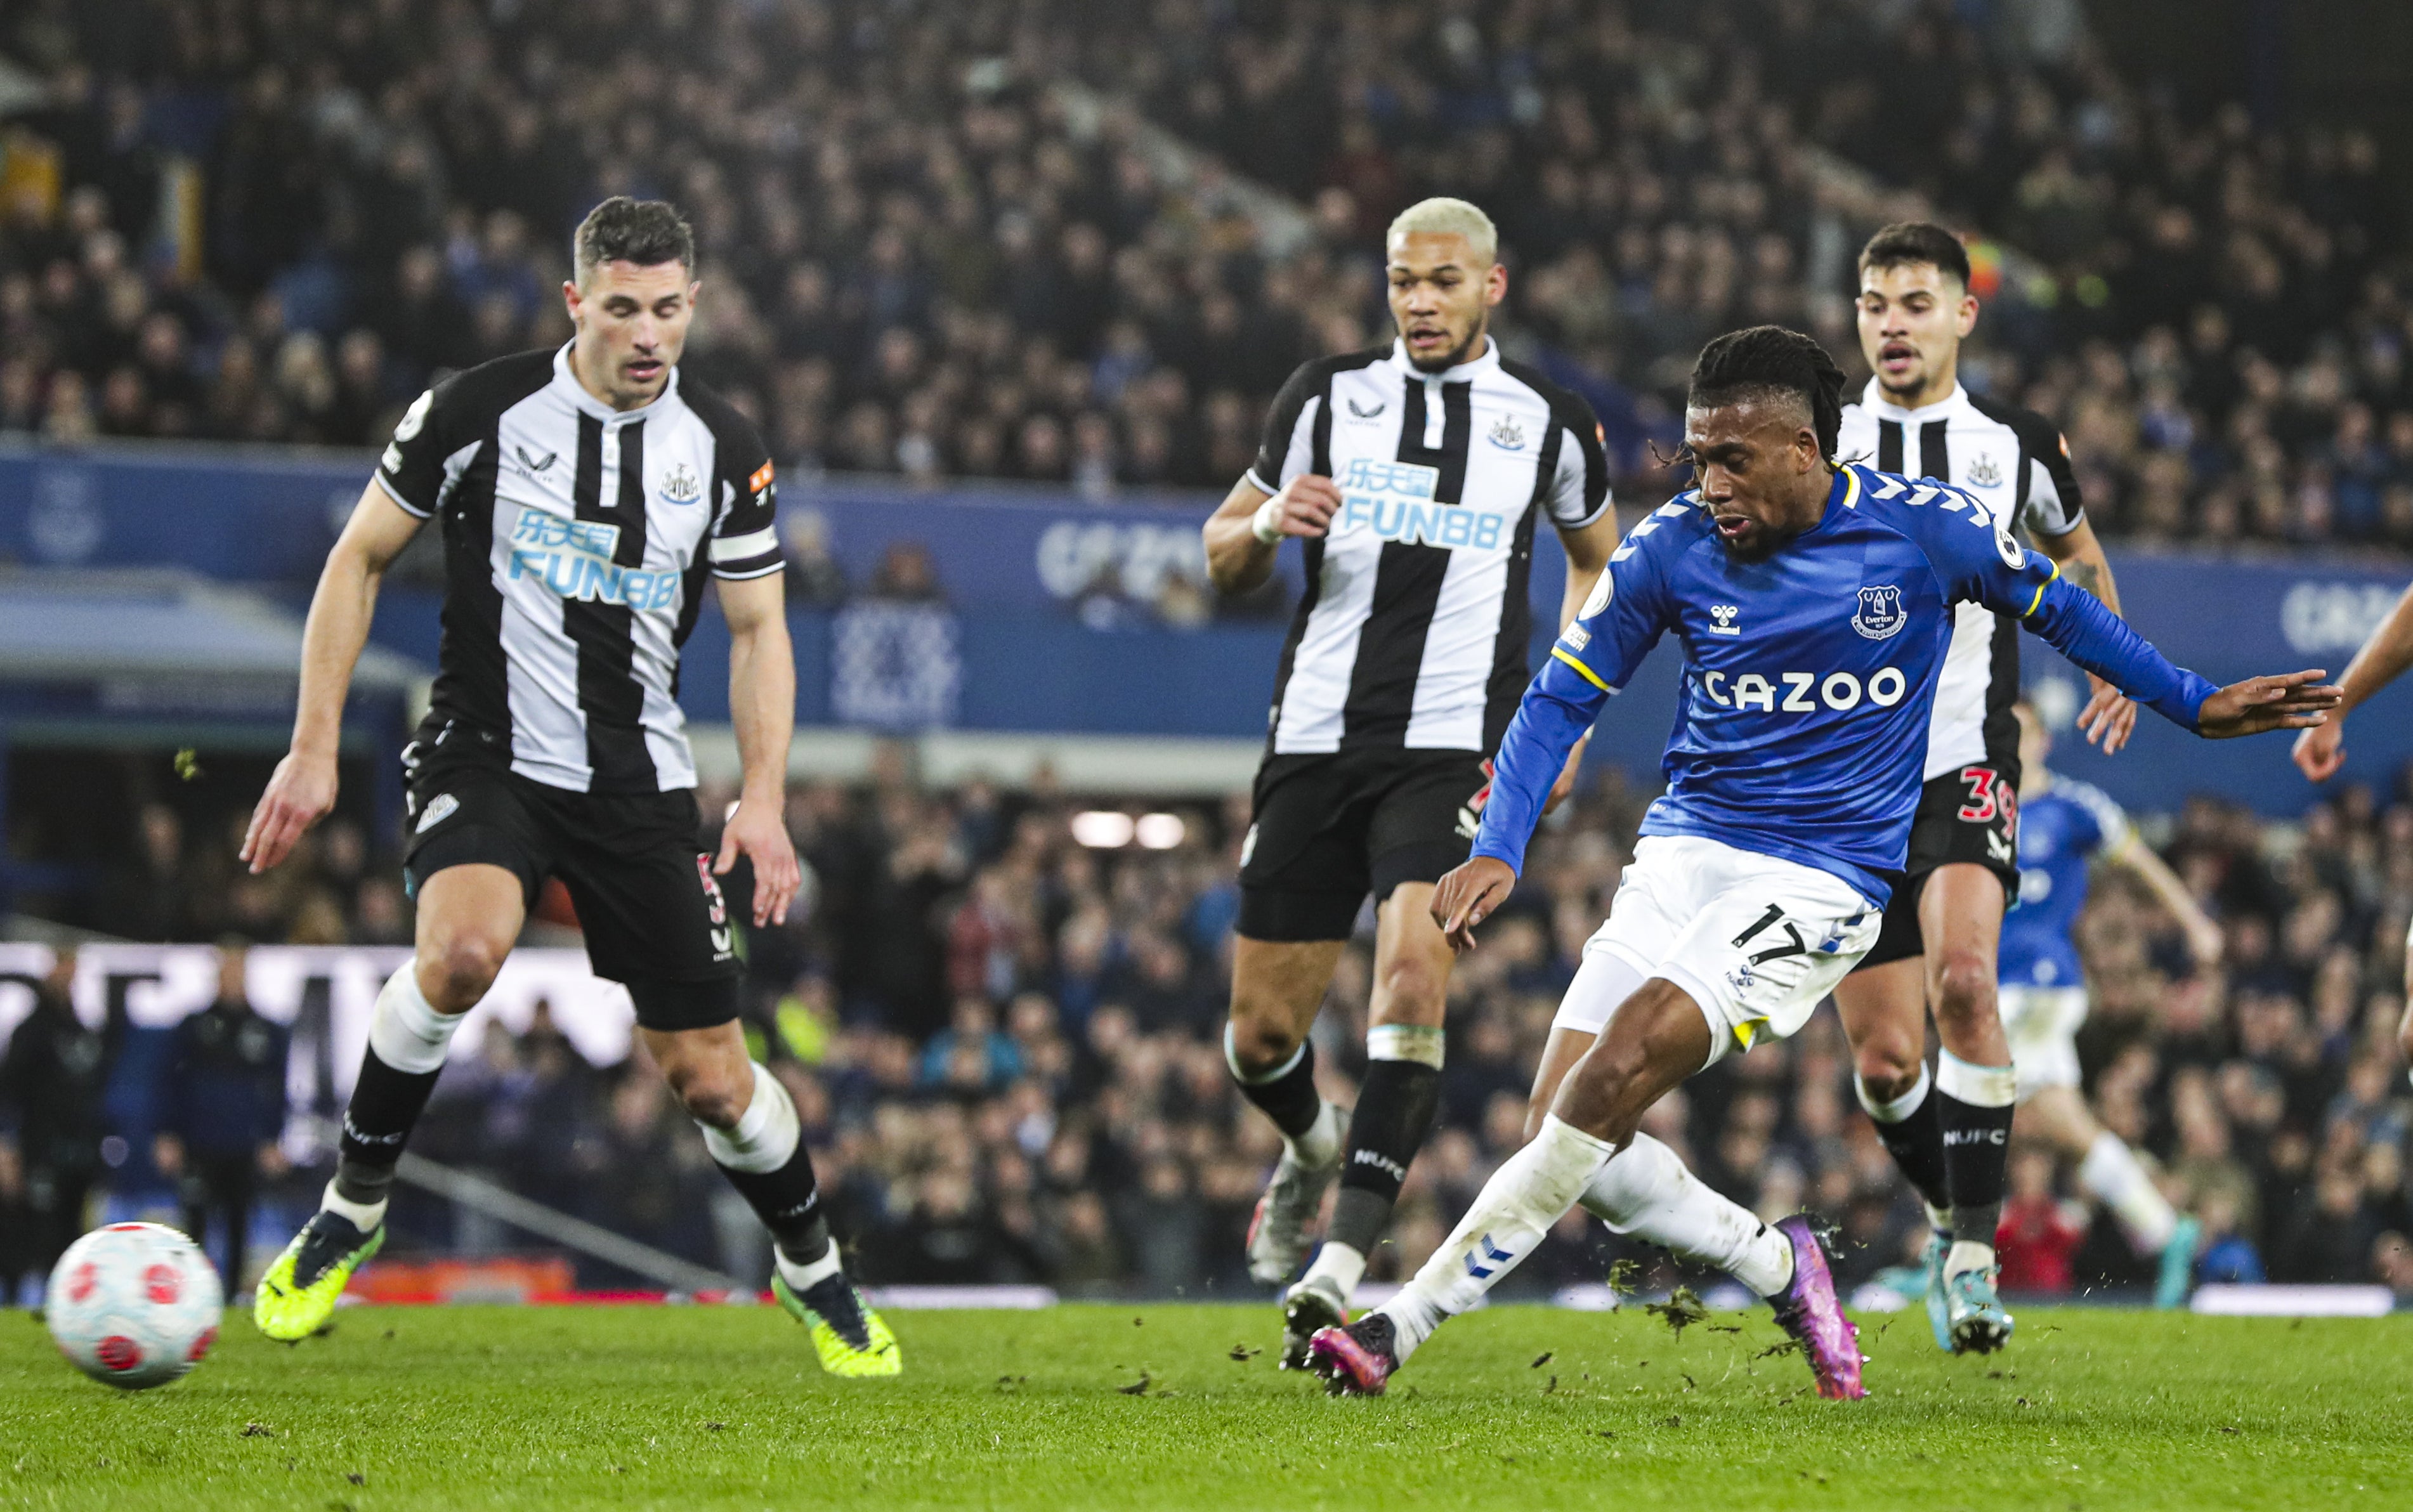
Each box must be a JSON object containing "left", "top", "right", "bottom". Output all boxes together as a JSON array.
[
  {"left": 1996, "top": 1147, "right": 2088, "bottom": 1295},
  {"left": 780, "top": 509, "right": 851, "bottom": 610},
  {"left": 0, "top": 0, "right": 2391, "bottom": 551},
  {"left": 16, "top": 731, "right": 2413, "bottom": 1297},
  {"left": 154, "top": 944, "right": 291, "bottom": 1286},
  {"left": 0, "top": 951, "right": 106, "bottom": 1300}
]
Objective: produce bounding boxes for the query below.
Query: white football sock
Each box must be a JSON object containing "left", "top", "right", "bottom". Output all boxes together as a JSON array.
[
  {"left": 1291, "top": 1098, "right": 1344, "bottom": 1170},
  {"left": 1947, "top": 1240, "right": 1997, "bottom": 1277},
  {"left": 2079, "top": 1128, "right": 2177, "bottom": 1251},
  {"left": 698, "top": 1062, "right": 801, "bottom": 1173},
  {"left": 366, "top": 959, "right": 468, "bottom": 1074},
  {"left": 320, "top": 1178, "right": 386, "bottom": 1233},
  {"left": 776, "top": 1243, "right": 844, "bottom": 1292},
  {"left": 1379, "top": 1116, "right": 1614, "bottom": 1362},
  {"left": 1579, "top": 1132, "right": 1794, "bottom": 1296},
  {"left": 1299, "top": 1240, "right": 1367, "bottom": 1300}
]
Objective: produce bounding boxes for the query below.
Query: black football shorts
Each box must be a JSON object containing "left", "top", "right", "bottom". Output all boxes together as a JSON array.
[
  {"left": 401, "top": 733, "right": 741, "bottom": 1031},
  {"left": 1236, "top": 748, "right": 1494, "bottom": 942},
  {"left": 1850, "top": 762, "right": 2022, "bottom": 973}
]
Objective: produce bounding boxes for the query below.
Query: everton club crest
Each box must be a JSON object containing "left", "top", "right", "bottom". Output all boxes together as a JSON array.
[{"left": 1851, "top": 584, "right": 1907, "bottom": 639}]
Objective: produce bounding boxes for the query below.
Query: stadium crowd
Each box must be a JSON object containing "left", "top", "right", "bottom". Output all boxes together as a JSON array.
[
  {"left": 10, "top": 755, "right": 2413, "bottom": 1305},
  {"left": 1, "top": 0, "right": 2411, "bottom": 545}
]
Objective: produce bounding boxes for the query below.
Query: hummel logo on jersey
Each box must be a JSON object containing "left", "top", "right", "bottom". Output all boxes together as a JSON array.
[
  {"left": 1345, "top": 397, "right": 1386, "bottom": 420},
  {"left": 514, "top": 445, "right": 556, "bottom": 474},
  {"left": 1852, "top": 585, "right": 1907, "bottom": 639},
  {"left": 659, "top": 463, "right": 702, "bottom": 505},
  {"left": 1488, "top": 415, "right": 1525, "bottom": 450},
  {"left": 1967, "top": 453, "right": 2003, "bottom": 488},
  {"left": 1708, "top": 604, "right": 1741, "bottom": 635}
]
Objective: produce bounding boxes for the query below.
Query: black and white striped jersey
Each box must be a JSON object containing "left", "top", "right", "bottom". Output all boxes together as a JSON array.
[
  {"left": 376, "top": 344, "right": 781, "bottom": 795},
  {"left": 1836, "top": 379, "right": 2083, "bottom": 779},
  {"left": 1246, "top": 339, "right": 1610, "bottom": 755}
]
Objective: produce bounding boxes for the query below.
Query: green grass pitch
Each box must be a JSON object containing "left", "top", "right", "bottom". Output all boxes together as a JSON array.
[{"left": 4, "top": 1301, "right": 2410, "bottom": 1509}]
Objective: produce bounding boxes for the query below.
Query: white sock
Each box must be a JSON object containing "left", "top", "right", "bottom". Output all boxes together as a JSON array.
[
  {"left": 1854, "top": 1063, "right": 1931, "bottom": 1123},
  {"left": 2078, "top": 1129, "right": 2176, "bottom": 1251},
  {"left": 1365, "top": 1022, "right": 1446, "bottom": 1069},
  {"left": 1578, "top": 1133, "right": 1794, "bottom": 1296},
  {"left": 1300, "top": 1241, "right": 1368, "bottom": 1300},
  {"left": 1947, "top": 1240, "right": 1996, "bottom": 1277},
  {"left": 1379, "top": 1116, "right": 1614, "bottom": 1361},
  {"left": 366, "top": 959, "right": 468, "bottom": 1074},
  {"left": 1291, "top": 1098, "right": 1343, "bottom": 1170},
  {"left": 698, "top": 1062, "right": 801, "bottom": 1173},
  {"left": 775, "top": 1243, "right": 844, "bottom": 1292},
  {"left": 320, "top": 1178, "right": 386, "bottom": 1233}
]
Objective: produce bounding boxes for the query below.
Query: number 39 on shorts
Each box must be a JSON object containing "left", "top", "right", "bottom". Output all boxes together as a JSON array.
[{"left": 1956, "top": 765, "right": 2017, "bottom": 831}]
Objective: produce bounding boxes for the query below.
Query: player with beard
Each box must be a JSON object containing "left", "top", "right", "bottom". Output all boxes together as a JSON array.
[
  {"left": 1302, "top": 325, "right": 2336, "bottom": 1398},
  {"left": 1830, "top": 223, "right": 2136, "bottom": 1353},
  {"left": 1201, "top": 198, "right": 1616, "bottom": 1365}
]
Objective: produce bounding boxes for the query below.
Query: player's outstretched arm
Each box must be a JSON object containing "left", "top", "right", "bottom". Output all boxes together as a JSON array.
[
  {"left": 2033, "top": 518, "right": 2136, "bottom": 753},
  {"left": 1430, "top": 664, "right": 1607, "bottom": 954},
  {"left": 2294, "top": 582, "right": 2413, "bottom": 781},
  {"left": 242, "top": 480, "right": 425, "bottom": 873},
  {"left": 2010, "top": 566, "right": 2339, "bottom": 738},
  {"left": 718, "top": 571, "right": 802, "bottom": 927},
  {"left": 2194, "top": 670, "right": 2341, "bottom": 740},
  {"left": 1201, "top": 474, "right": 1339, "bottom": 596}
]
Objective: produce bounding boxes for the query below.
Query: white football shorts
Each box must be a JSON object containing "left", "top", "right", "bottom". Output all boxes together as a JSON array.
[
  {"left": 1998, "top": 982, "right": 2089, "bottom": 1100},
  {"left": 1550, "top": 833, "right": 1883, "bottom": 1066}
]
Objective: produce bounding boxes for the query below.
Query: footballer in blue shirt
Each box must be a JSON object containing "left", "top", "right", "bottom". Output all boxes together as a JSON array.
[{"left": 1305, "top": 326, "right": 2338, "bottom": 1402}]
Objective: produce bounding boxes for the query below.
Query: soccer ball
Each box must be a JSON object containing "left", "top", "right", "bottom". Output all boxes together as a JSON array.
[{"left": 46, "top": 1223, "right": 225, "bottom": 1390}]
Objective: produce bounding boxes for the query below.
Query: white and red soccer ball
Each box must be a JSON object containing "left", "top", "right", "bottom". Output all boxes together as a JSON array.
[{"left": 46, "top": 1223, "right": 225, "bottom": 1390}]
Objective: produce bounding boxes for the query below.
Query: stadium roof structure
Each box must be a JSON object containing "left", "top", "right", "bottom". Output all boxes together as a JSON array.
[{"left": 0, "top": 568, "right": 421, "bottom": 691}]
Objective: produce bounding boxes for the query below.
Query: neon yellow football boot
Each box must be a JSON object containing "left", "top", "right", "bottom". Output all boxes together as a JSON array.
[
  {"left": 772, "top": 1272, "right": 901, "bottom": 1377},
  {"left": 254, "top": 1211, "right": 384, "bottom": 1341}
]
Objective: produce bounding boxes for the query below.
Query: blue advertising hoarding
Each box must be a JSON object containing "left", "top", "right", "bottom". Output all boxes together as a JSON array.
[{"left": 3, "top": 439, "right": 2409, "bottom": 814}]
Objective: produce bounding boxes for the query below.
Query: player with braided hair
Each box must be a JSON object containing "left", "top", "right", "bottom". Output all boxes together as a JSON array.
[{"left": 1304, "top": 326, "right": 2339, "bottom": 1398}]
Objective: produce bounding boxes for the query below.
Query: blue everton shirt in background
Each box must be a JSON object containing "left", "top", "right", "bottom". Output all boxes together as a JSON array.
[
  {"left": 1474, "top": 463, "right": 2218, "bottom": 904},
  {"left": 1999, "top": 776, "right": 2131, "bottom": 989}
]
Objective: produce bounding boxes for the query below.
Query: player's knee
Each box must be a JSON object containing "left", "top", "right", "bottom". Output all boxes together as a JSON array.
[
  {"left": 417, "top": 934, "right": 506, "bottom": 1010},
  {"left": 663, "top": 1057, "right": 752, "bottom": 1129},
  {"left": 2397, "top": 1010, "right": 2413, "bottom": 1068},
  {"left": 1929, "top": 949, "right": 1997, "bottom": 1029},
  {"left": 1372, "top": 951, "right": 1446, "bottom": 1025},
  {"left": 1224, "top": 1010, "right": 1302, "bottom": 1077},
  {"left": 1853, "top": 1037, "right": 1923, "bottom": 1104}
]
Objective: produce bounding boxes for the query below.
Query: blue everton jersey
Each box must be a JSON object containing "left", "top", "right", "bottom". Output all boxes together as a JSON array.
[
  {"left": 1473, "top": 464, "right": 2215, "bottom": 904},
  {"left": 1999, "top": 776, "right": 2129, "bottom": 988}
]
